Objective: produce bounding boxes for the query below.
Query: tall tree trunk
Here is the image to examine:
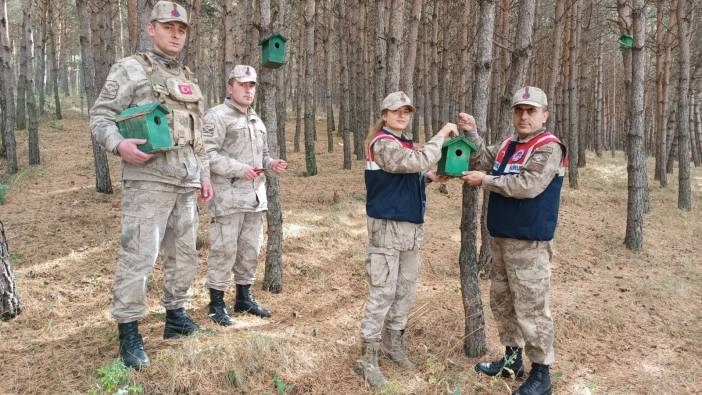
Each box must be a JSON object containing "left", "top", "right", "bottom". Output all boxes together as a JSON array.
[
  {"left": 223, "top": 0, "right": 235, "bottom": 99},
  {"left": 567, "top": 1, "right": 580, "bottom": 188},
  {"left": 498, "top": 0, "right": 536, "bottom": 136},
  {"left": 59, "top": 14, "right": 71, "bottom": 97},
  {"left": 47, "top": 0, "right": 62, "bottom": 120},
  {"left": 259, "top": 0, "right": 285, "bottom": 293},
  {"left": 337, "top": 0, "right": 351, "bottom": 170},
  {"left": 323, "top": 0, "right": 334, "bottom": 153},
  {"left": 0, "top": 0, "right": 17, "bottom": 174},
  {"left": 546, "top": 0, "right": 565, "bottom": 132},
  {"left": 303, "top": 0, "right": 317, "bottom": 176},
  {"left": 385, "top": 0, "right": 403, "bottom": 93},
  {"left": 36, "top": 1, "right": 47, "bottom": 115},
  {"left": 78, "top": 0, "right": 113, "bottom": 194},
  {"left": 594, "top": 37, "right": 604, "bottom": 158},
  {"left": 655, "top": 0, "right": 677, "bottom": 186},
  {"left": 676, "top": 0, "right": 691, "bottom": 210},
  {"left": 624, "top": 0, "right": 647, "bottom": 251},
  {"left": 16, "top": 3, "right": 28, "bottom": 131},
  {"left": 24, "top": 3, "right": 39, "bottom": 166},
  {"left": 402, "top": 0, "right": 422, "bottom": 104},
  {"left": 128, "top": 0, "right": 138, "bottom": 53},
  {"left": 0, "top": 221, "right": 21, "bottom": 321},
  {"left": 459, "top": 0, "right": 495, "bottom": 358},
  {"left": 136, "top": 0, "right": 156, "bottom": 51},
  {"left": 183, "top": 0, "right": 201, "bottom": 75},
  {"left": 374, "top": 0, "right": 386, "bottom": 110}
]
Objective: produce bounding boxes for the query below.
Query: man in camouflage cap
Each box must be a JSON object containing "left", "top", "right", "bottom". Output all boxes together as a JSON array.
[
  {"left": 202, "top": 65, "right": 287, "bottom": 326},
  {"left": 459, "top": 86, "right": 566, "bottom": 395},
  {"left": 90, "top": 0, "right": 212, "bottom": 370}
]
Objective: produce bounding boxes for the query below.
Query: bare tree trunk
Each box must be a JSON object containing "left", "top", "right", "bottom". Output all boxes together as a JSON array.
[
  {"left": 594, "top": 38, "right": 603, "bottom": 157},
  {"left": 567, "top": 1, "right": 580, "bottom": 188},
  {"left": 47, "top": 0, "right": 62, "bottom": 120},
  {"left": 128, "top": 0, "right": 138, "bottom": 52},
  {"left": 323, "top": 0, "right": 334, "bottom": 153},
  {"left": 430, "top": 2, "right": 440, "bottom": 134},
  {"left": 676, "top": 0, "right": 692, "bottom": 210},
  {"left": 385, "top": 0, "right": 403, "bottom": 93},
  {"left": 0, "top": 221, "right": 21, "bottom": 321},
  {"left": 303, "top": 0, "right": 317, "bottom": 176},
  {"left": 498, "top": 0, "right": 536, "bottom": 136},
  {"left": 337, "top": 0, "right": 351, "bottom": 170},
  {"left": 24, "top": 3, "right": 39, "bottom": 166},
  {"left": 182, "top": 0, "right": 201, "bottom": 75},
  {"left": 459, "top": 0, "right": 494, "bottom": 358},
  {"left": 259, "top": 0, "right": 285, "bottom": 293},
  {"left": 624, "top": 0, "right": 647, "bottom": 250},
  {"left": 655, "top": 0, "right": 677, "bottom": 186},
  {"left": 223, "top": 0, "right": 235, "bottom": 99},
  {"left": 374, "top": 0, "right": 386, "bottom": 109},
  {"left": 136, "top": 0, "right": 156, "bottom": 51},
  {"left": 0, "top": 0, "right": 17, "bottom": 174},
  {"left": 59, "top": 14, "right": 71, "bottom": 97},
  {"left": 36, "top": 1, "right": 47, "bottom": 115},
  {"left": 401, "top": 0, "right": 422, "bottom": 103},
  {"left": 78, "top": 0, "right": 113, "bottom": 194},
  {"left": 16, "top": 2, "right": 28, "bottom": 131},
  {"left": 546, "top": 0, "right": 565, "bottom": 132}
]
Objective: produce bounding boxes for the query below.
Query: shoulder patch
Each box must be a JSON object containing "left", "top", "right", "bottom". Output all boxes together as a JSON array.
[
  {"left": 100, "top": 80, "right": 120, "bottom": 100},
  {"left": 202, "top": 122, "right": 215, "bottom": 137}
]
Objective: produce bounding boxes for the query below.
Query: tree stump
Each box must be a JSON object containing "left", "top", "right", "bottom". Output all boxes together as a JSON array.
[{"left": 0, "top": 220, "right": 21, "bottom": 320}]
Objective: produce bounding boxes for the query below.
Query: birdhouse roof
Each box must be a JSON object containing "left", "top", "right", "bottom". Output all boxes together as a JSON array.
[
  {"left": 442, "top": 135, "right": 477, "bottom": 152},
  {"left": 260, "top": 33, "right": 287, "bottom": 45},
  {"left": 115, "top": 102, "right": 170, "bottom": 122}
]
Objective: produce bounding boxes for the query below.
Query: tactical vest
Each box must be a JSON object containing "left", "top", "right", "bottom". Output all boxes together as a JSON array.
[
  {"left": 133, "top": 51, "right": 204, "bottom": 154},
  {"left": 365, "top": 129, "right": 427, "bottom": 224},
  {"left": 487, "top": 131, "right": 567, "bottom": 241}
]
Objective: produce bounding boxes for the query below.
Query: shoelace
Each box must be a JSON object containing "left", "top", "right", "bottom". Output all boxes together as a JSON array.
[{"left": 122, "top": 334, "right": 144, "bottom": 351}]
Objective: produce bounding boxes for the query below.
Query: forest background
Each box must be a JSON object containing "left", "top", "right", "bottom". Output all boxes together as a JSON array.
[{"left": 0, "top": 0, "right": 701, "bottom": 394}]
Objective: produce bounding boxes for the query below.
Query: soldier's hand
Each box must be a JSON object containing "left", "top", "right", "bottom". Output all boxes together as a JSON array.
[
  {"left": 199, "top": 180, "right": 214, "bottom": 204},
  {"left": 271, "top": 159, "right": 287, "bottom": 174},
  {"left": 426, "top": 170, "right": 450, "bottom": 184},
  {"left": 461, "top": 170, "right": 485, "bottom": 186},
  {"left": 242, "top": 166, "right": 260, "bottom": 181},
  {"left": 438, "top": 123, "right": 458, "bottom": 139},
  {"left": 117, "top": 139, "right": 152, "bottom": 164},
  {"left": 457, "top": 113, "right": 477, "bottom": 133}
]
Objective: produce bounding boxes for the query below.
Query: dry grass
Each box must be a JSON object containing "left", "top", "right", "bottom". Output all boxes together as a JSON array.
[{"left": 1, "top": 109, "right": 701, "bottom": 394}]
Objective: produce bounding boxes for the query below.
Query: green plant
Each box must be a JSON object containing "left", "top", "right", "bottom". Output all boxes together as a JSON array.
[
  {"left": 0, "top": 183, "right": 6, "bottom": 204},
  {"left": 95, "top": 359, "right": 143, "bottom": 394},
  {"left": 272, "top": 373, "right": 294, "bottom": 394}
]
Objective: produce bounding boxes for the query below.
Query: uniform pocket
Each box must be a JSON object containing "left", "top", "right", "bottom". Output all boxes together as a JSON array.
[
  {"left": 121, "top": 191, "right": 155, "bottom": 255},
  {"left": 367, "top": 253, "right": 391, "bottom": 287},
  {"left": 514, "top": 264, "right": 549, "bottom": 281}
]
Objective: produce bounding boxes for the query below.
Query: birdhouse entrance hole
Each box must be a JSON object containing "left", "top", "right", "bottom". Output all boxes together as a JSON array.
[{"left": 455, "top": 149, "right": 463, "bottom": 157}]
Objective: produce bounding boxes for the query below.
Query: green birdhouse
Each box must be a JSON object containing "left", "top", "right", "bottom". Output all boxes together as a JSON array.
[
  {"left": 115, "top": 102, "right": 173, "bottom": 153},
  {"left": 260, "top": 33, "right": 287, "bottom": 68},
  {"left": 437, "top": 136, "right": 477, "bottom": 177},
  {"left": 618, "top": 34, "right": 634, "bottom": 48}
]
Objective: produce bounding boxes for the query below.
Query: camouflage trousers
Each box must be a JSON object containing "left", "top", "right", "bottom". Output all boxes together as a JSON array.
[
  {"left": 360, "top": 246, "right": 420, "bottom": 342},
  {"left": 110, "top": 181, "right": 199, "bottom": 323},
  {"left": 490, "top": 237, "right": 555, "bottom": 365},
  {"left": 206, "top": 212, "right": 263, "bottom": 290}
]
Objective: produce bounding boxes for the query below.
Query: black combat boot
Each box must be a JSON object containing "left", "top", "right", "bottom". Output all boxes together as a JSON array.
[
  {"left": 475, "top": 346, "right": 524, "bottom": 378},
  {"left": 233, "top": 284, "right": 271, "bottom": 318},
  {"left": 163, "top": 307, "right": 201, "bottom": 339},
  {"left": 208, "top": 288, "right": 233, "bottom": 326},
  {"left": 118, "top": 321, "right": 150, "bottom": 370},
  {"left": 512, "top": 363, "right": 551, "bottom": 395}
]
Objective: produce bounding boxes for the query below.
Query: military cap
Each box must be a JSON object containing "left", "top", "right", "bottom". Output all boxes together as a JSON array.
[
  {"left": 150, "top": 1, "right": 189, "bottom": 26},
  {"left": 380, "top": 91, "right": 415, "bottom": 112},
  {"left": 228, "top": 65, "right": 257, "bottom": 83},
  {"left": 512, "top": 86, "right": 548, "bottom": 108}
]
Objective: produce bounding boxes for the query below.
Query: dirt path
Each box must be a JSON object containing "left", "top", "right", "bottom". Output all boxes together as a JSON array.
[{"left": 1, "top": 111, "right": 700, "bottom": 394}]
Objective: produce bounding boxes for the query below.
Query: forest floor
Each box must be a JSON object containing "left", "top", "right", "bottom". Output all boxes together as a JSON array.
[{"left": 0, "top": 108, "right": 701, "bottom": 395}]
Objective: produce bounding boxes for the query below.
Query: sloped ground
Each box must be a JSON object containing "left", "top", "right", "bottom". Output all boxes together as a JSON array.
[{"left": 0, "top": 109, "right": 700, "bottom": 394}]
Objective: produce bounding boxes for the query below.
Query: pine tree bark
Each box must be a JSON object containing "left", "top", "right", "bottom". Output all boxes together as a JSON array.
[
  {"left": 385, "top": 0, "right": 403, "bottom": 93},
  {"left": 136, "top": 0, "right": 156, "bottom": 51},
  {"left": 24, "top": 4, "right": 39, "bottom": 166},
  {"left": 36, "top": 1, "right": 47, "bottom": 115},
  {"left": 323, "top": 0, "right": 334, "bottom": 153},
  {"left": 374, "top": 0, "right": 386, "bottom": 110},
  {"left": 567, "top": 1, "right": 580, "bottom": 188},
  {"left": 0, "top": 0, "right": 17, "bottom": 174},
  {"left": 16, "top": 3, "right": 28, "bottom": 131},
  {"left": 624, "top": 0, "right": 647, "bottom": 250},
  {"left": 546, "top": 0, "right": 565, "bottom": 133},
  {"left": 47, "top": 0, "right": 62, "bottom": 120},
  {"left": 459, "top": 0, "right": 494, "bottom": 358},
  {"left": 402, "top": 0, "right": 422, "bottom": 105},
  {"left": 259, "top": 0, "right": 285, "bottom": 293},
  {"left": 594, "top": 42, "right": 603, "bottom": 158},
  {"left": 676, "top": 0, "right": 692, "bottom": 210},
  {"left": 303, "top": 0, "right": 317, "bottom": 176},
  {"left": 1, "top": 221, "right": 21, "bottom": 321},
  {"left": 78, "top": 0, "right": 113, "bottom": 194},
  {"left": 337, "top": 0, "right": 352, "bottom": 169}
]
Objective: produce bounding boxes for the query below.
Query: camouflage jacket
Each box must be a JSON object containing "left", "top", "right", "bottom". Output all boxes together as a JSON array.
[
  {"left": 90, "top": 49, "right": 210, "bottom": 188},
  {"left": 202, "top": 100, "right": 274, "bottom": 216},
  {"left": 367, "top": 131, "right": 446, "bottom": 251},
  {"left": 467, "top": 129, "right": 564, "bottom": 198}
]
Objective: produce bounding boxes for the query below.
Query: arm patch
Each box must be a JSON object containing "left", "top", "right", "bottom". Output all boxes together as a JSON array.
[{"left": 99, "top": 80, "right": 120, "bottom": 100}]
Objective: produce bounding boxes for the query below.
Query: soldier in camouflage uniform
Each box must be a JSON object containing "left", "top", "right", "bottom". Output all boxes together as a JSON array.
[
  {"left": 355, "top": 91, "right": 456, "bottom": 387},
  {"left": 460, "top": 86, "right": 566, "bottom": 395},
  {"left": 90, "top": 1, "right": 212, "bottom": 370},
  {"left": 202, "top": 65, "right": 287, "bottom": 326}
]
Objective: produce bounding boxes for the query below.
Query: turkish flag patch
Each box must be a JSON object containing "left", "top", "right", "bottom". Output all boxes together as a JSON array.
[{"left": 178, "top": 84, "right": 193, "bottom": 95}]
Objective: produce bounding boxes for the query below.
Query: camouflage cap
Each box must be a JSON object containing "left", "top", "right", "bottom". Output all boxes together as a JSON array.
[
  {"left": 512, "top": 86, "right": 548, "bottom": 108},
  {"left": 380, "top": 91, "right": 415, "bottom": 112},
  {"left": 228, "top": 65, "right": 257, "bottom": 83},
  {"left": 150, "top": 1, "right": 189, "bottom": 27}
]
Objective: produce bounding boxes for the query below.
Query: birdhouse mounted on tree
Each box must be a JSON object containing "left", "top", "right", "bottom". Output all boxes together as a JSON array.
[
  {"left": 115, "top": 102, "right": 173, "bottom": 153},
  {"left": 618, "top": 34, "right": 634, "bottom": 48},
  {"left": 260, "top": 33, "right": 287, "bottom": 68},
  {"left": 437, "top": 136, "right": 477, "bottom": 177}
]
